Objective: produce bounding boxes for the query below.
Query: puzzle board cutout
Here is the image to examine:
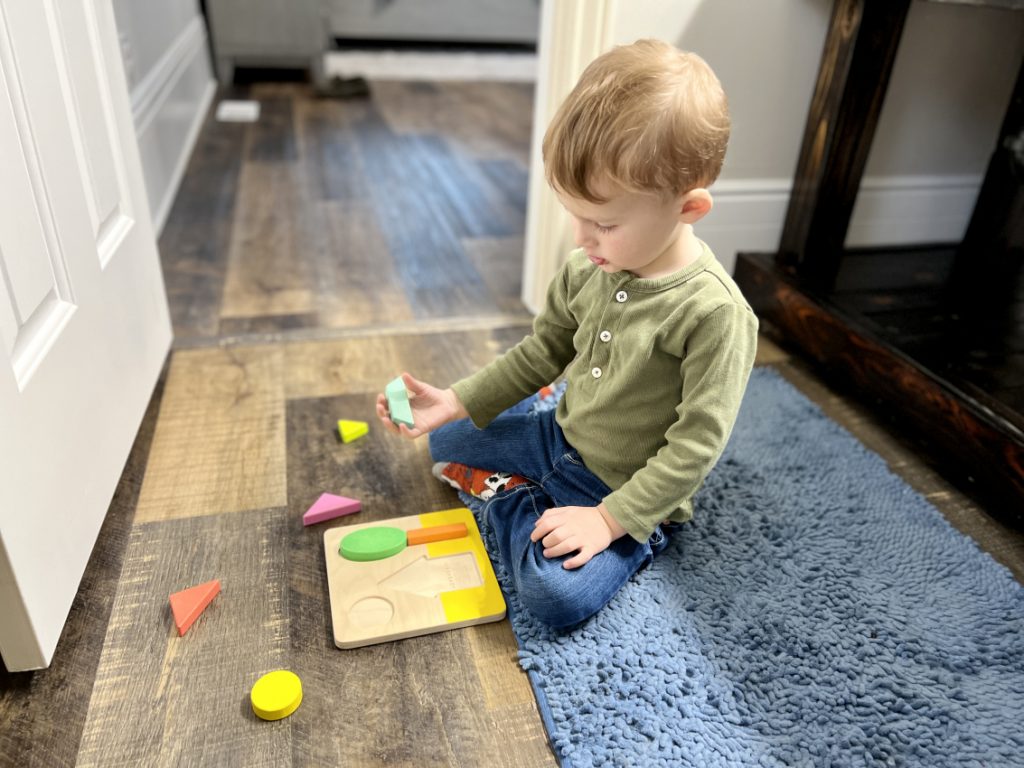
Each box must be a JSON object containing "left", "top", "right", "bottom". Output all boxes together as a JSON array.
[{"left": 324, "top": 507, "right": 506, "bottom": 648}]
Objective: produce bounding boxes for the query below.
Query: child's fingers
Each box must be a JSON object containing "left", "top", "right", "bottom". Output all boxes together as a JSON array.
[
  {"left": 531, "top": 507, "right": 567, "bottom": 539},
  {"left": 530, "top": 516, "right": 558, "bottom": 542},
  {"left": 397, "top": 423, "right": 423, "bottom": 440},
  {"left": 375, "top": 397, "right": 401, "bottom": 435},
  {"left": 563, "top": 550, "right": 592, "bottom": 569},
  {"left": 401, "top": 371, "right": 424, "bottom": 395},
  {"left": 542, "top": 536, "right": 580, "bottom": 559}
]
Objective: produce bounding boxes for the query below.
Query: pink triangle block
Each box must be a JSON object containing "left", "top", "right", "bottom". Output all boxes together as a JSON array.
[{"left": 303, "top": 493, "right": 361, "bottom": 526}]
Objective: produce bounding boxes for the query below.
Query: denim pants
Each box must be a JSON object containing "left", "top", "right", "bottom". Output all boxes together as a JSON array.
[{"left": 428, "top": 397, "right": 673, "bottom": 629}]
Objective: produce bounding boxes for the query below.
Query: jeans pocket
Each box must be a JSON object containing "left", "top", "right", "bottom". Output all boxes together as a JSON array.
[
  {"left": 563, "top": 450, "right": 583, "bottom": 467},
  {"left": 547, "top": 450, "right": 610, "bottom": 505}
]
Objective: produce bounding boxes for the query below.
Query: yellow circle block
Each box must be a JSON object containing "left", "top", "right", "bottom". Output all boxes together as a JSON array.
[{"left": 250, "top": 670, "right": 302, "bottom": 721}]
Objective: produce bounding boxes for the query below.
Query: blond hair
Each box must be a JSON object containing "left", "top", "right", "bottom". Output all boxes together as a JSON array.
[{"left": 543, "top": 40, "right": 730, "bottom": 203}]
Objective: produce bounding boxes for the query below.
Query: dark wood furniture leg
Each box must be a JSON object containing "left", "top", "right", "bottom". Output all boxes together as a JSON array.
[
  {"left": 779, "top": 0, "right": 911, "bottom": 290},
  {"left": 948, "top": 55, "right": 1024, "bottom": 310}
]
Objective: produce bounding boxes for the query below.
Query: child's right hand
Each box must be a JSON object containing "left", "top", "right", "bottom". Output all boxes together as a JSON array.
[{"left": 375, "top": 372, "right": 469, "bottom": 439}]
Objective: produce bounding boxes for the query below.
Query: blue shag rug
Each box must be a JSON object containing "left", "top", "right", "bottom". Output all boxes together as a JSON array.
[{"left": 456, "top": 368, "right": 1024, "bottom": 767}]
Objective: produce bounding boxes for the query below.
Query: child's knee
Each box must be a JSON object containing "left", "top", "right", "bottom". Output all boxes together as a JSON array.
[
  {"left": 427, "top": 428, "right": 444, "bottom": 460},
  {"left": 514, "top": 549, "right": 609, "bottom": 629},
  {"left": 428, "top": 420, "right": 463, "bottom": 461}
]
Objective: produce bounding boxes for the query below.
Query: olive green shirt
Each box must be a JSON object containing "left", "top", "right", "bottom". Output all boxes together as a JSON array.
[{"left": 452, "top": 243, "right": 758, "bottom": 542}]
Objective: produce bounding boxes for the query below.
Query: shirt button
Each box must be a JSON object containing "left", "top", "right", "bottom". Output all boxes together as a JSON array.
[
  {"left": 591, "top": 367, "right": 602, "bottom": 379},
  {"left": 599, "top": 330, "right": 612, "bottom": 342},
  {"left": 615, "top": 290, "right": 628, "bottom": 303}
]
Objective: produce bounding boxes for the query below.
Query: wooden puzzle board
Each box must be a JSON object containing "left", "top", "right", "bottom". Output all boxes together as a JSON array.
[{"left": 324, "top": 507, "right": 506, "bottom": 648}]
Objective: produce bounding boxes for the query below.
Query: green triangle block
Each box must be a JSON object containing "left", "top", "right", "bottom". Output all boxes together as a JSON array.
[
  {"left": 384, "top": 376, "right": 415, "bottom": 428},
  {"left": 338, "top": 419, "right": 369, "bottom": 443}
]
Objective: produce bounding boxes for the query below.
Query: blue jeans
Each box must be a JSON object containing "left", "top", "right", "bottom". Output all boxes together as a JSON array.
[{"left": 428, "top": 399, "right": 674, "bottom": 629}]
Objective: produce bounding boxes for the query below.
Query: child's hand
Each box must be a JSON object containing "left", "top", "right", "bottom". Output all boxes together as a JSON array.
[
  {"left": 529, "top": 503, "right": 627, "bottom": 569},
  {"left": 375, "top": 372, "right": 469, "bottom": 439}
]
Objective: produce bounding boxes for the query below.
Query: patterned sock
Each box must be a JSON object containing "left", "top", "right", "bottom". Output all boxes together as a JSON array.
[{"left": 431, "top": 462, "right": 529, "bottom": 501}]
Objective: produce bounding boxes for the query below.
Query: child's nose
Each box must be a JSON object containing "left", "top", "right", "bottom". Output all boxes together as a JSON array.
[{"left": 571, "top": 218, "right": 594, "bottom": 247}]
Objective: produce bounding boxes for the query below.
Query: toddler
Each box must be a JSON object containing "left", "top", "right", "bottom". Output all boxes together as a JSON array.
[{"left": 377, "top": 39, "right": 757, "bottom": 629}]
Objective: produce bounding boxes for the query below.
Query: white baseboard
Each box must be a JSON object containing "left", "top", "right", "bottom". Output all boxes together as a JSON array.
[
  {"left": 847, "top": 174, "right": 980, "bottom": 248},
  {"left": 324, "top": 50, "right": 537, "bottom": 82},
  {"left": 127, "top": 16, "right": 215, "bottom": 236},
  {"left": 150, "top": 80, "right": 215, "bottom": 235},
  {"left": 702, "top": 175, "right": 981, "bottom": 274},
  {"left": 699, "top": 179, "right": 790, "bottom": 275}
]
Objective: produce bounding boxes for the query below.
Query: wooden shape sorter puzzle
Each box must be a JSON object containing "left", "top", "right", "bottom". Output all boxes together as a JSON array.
[{"left": 324, "top": 508, "right": 505, "bottom": 648}]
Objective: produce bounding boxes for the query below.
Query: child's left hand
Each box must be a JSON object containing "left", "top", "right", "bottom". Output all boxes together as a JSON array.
[{"left": 530, "top": 503, "right": 627, "bottom": 569}]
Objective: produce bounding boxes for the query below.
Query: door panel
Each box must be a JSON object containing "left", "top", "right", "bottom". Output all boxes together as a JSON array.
[
  {"left": 50, "top": 0, "right": 134, "bottom": 265},
  {"left": 0, "top": 22, "right": 76, "bottom": 390},
  {"left": 0, "top": 0, "right": 172, "bottom": 671}
]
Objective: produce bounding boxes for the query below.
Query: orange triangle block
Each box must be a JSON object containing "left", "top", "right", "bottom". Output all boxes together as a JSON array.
[{"left": 170, "top": 579, "right": 221, "bottom": 636}]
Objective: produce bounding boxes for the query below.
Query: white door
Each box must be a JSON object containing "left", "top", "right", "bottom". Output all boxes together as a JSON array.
[{"left": 0, "top": 1, "right": 171, "bottom": 671}]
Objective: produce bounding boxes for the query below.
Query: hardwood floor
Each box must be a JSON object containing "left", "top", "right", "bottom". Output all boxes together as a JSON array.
[
  {"left": 1, "top": 77, "right": 1022, "bottom": 768},
  {"left": 161, "top": 79, "right": 533, "bottom": 344}
]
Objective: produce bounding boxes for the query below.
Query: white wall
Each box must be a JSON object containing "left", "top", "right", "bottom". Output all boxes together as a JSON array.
[
  {"left": 112, "top": 0, "right": 215, "bottom": 235},
  {"left": 607, "top": 0, "right": 1024, "bottom": 271}
]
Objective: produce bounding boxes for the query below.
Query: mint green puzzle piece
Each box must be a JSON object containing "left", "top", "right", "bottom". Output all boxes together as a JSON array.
[{"left": 385, "top": 376, "right": 415, "bottom": 428}]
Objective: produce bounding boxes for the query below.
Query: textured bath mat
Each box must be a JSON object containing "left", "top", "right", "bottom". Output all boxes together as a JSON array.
[{"left": 457, "top": 368, "right": 1024, "bottom": 767}]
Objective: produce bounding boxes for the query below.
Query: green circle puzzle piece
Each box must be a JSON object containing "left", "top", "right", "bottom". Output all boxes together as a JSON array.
[{"left": 339, "top": 526, "right": 407, "bottom": 561}]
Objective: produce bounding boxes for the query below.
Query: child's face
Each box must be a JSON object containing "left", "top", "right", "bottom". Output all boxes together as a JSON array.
[{"left": 555, "top": 179, "right": 693, "bottom": 279}]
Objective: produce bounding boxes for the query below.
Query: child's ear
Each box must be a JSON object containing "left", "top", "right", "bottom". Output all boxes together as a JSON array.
[{"left": 679, "top": 189, "right": 713, "bottom": 224}]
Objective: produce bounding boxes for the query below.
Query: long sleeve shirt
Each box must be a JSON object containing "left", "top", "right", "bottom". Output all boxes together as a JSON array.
[{"left": 452, "top": 243, "right": 758, "bottom": 542}]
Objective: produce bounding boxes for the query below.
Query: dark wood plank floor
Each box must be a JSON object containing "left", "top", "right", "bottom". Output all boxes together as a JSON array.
[
  {"left": 160, "top": 79, "right": 534, "bottom": 344},
  {"left": 2, "top": 76, "right": 1023, "bottom": 768}
]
